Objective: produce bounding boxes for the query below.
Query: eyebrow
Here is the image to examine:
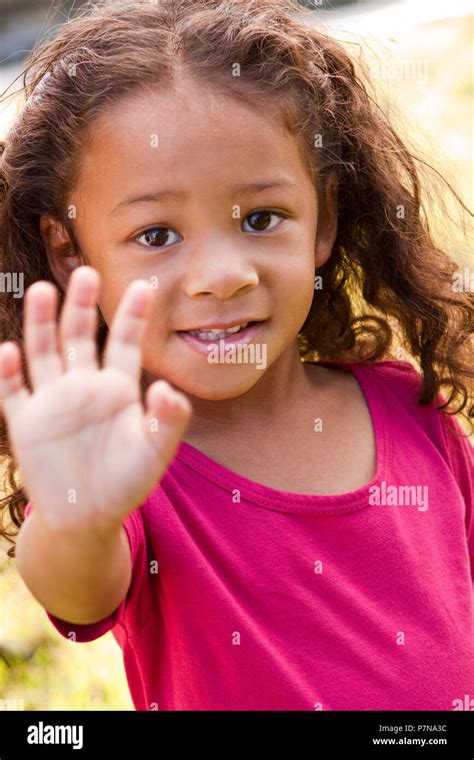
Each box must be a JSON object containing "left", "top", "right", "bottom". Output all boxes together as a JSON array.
[{"left": 110, "top": 178, "right": 298, "bottom": 215}]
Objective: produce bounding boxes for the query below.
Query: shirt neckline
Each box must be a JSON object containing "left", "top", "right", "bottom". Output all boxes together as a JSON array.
[{"left": 172, "top": 360, "right": 392, "bottom": 515}]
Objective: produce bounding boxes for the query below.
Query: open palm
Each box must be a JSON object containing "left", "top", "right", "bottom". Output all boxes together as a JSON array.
[{"left": 0, "top": 266, "right": 192, "bottom": 535}]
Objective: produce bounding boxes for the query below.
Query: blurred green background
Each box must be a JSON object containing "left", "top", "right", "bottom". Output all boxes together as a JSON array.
[{"left": 0, "top": 2, "right": 472, "bottom": 710}]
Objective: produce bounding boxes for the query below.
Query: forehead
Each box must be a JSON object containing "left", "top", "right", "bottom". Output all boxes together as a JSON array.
[{"left": 75, "top": 81, "right": 312, "bottom": 200}]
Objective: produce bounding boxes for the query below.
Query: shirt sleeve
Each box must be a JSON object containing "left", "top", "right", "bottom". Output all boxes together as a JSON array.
[
  {"left": 21, "top": 501, "right": 146, "bottom": 643},
  {"left": 439, "top": 411, "right": 474, "bottom": 582}
]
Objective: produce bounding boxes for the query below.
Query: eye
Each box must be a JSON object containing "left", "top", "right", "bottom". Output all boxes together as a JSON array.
[
  {"left": 242, "top": 210, "right": 287, "bottom": 233},
  {"left": 135, "top": 227, "right": 182, "bottom": 249}
]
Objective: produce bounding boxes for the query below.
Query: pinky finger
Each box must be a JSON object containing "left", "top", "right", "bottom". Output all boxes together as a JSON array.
[
  {"left": 144, "top": 380, "right": 192, "bottom": 465},
  {"left": 0, "top": 342, "right": 31, "bottom": 419}
]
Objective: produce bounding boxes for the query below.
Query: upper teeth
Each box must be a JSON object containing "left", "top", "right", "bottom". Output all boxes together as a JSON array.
[{"left": 188, "top": 322, "right": 249, "bottom": 340}]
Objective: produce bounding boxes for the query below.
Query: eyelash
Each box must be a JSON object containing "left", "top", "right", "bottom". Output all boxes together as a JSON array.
[{"left": 133, "top": 210, "right": 289, "bottom": 250}]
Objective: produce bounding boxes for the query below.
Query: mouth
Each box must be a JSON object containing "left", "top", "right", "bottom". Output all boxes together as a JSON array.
[
  {"left": 177, "top": 320, "right": 262, "bottom": 340},
  {"left": 176, "top": 320, "right": 267, "bottom": 356}
]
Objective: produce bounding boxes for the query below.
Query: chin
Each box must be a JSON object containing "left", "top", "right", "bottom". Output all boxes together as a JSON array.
[{"left": 164, "top": 365, "right": 266, "bottom": 401}]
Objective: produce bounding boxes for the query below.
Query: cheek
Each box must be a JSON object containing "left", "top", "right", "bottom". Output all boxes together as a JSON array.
[
  {"left": 96, "top": 277, "right": 133, "bottom": 330},
  {"left": 97, "top": 293, "right": 120, "bottom": 329},
  {"left": 141, "top": 299, "right": 173, "bottom": 346},
  {"left": 274, "top": 255, "right": 316, "bottom": 315}
]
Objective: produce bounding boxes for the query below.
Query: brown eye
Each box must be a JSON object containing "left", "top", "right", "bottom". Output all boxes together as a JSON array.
[
  {"left": 242, "top": 210, "right": 285, "bottom": 233},
  {"left": 135, "top": 227, "right": 181, "bottom": 249}
]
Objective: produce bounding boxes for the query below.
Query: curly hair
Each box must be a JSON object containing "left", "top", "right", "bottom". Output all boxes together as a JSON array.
[{"left": 0, "top": 0, "right": 472, "bottom": 557}]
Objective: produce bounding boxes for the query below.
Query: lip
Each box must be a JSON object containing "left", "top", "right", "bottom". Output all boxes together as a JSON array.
[
  {"left": 178, "top": 318, "right": 263, "bottom": 331},
  {"left": 176, "top": 320, "right": 267, "bottom": 358}
]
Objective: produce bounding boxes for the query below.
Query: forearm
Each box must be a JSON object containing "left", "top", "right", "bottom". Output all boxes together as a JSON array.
[{"left": 15, "top": 509, "right": 132, "bottom": 625}]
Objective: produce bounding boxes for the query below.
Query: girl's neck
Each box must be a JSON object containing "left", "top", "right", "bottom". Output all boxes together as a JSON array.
[{"left": 140, "top": 342, "right": 319, "bottom": 442}]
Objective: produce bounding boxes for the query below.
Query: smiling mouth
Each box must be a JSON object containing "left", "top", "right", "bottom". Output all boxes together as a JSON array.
[{"left": 177, "top": 320, "right": 263, "bottom": 341}]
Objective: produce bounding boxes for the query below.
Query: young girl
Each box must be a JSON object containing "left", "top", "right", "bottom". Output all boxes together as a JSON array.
[{"left": 0, "top": 0, "right": 472, "bottom": 711}]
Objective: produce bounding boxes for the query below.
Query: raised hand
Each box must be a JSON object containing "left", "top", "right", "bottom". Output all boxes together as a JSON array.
[{"left": 0, "top": 266, "right": 192, "bottom": 535}]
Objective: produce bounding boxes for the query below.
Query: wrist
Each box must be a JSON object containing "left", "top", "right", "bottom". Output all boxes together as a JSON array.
[{"left": 21, "top": 504, "right": 123, "bottom": 552}]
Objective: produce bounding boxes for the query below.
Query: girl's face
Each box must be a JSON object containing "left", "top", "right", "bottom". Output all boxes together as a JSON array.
[{"left": 42, "top": 80, "right": 337, "bottom": 400}]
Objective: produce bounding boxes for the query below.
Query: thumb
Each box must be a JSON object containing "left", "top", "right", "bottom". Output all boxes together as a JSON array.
[{"left": 143, "top": 379, "right": 193, "bottom": 468}]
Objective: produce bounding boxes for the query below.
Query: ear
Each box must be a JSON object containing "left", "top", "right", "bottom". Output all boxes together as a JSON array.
[
  {"left": 39, "top": 215, "right": 86, "bottom": 291},
  {"left": 315, "top": 172, "right": 338, "bottom": 269}
]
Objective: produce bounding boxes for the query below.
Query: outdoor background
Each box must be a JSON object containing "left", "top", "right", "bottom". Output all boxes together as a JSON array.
[{"left": 0, "top": 0, "right": 472, "bottom": 710}]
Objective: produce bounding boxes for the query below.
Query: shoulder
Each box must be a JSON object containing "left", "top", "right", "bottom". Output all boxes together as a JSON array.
[
  {"left": 351, "top": 360, "right": 448, "bottom": 428},
  {"left": 352, "top": 358, "right": 473, "bottom": 518},
  {"left": 350, "top": 359, "right": 470, "bottom": 441},
  {"left": 315, "top": 359, "right": 423, "bottom": 411},
  {"left": 351, "top": 359, "right": 422, "bottom": 396},
  {"left": 351, "top": 360, "right": 471, "bottom": 436}
]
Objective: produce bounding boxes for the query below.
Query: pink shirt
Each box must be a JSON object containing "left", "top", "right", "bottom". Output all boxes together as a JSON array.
[{"left": 23, "top": 361, "right": 473, "bottom": 710}]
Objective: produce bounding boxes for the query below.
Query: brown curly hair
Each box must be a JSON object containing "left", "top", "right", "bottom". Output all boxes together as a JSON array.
[{"left": 0, "top": 0, "right": 472, "bottom": 557}]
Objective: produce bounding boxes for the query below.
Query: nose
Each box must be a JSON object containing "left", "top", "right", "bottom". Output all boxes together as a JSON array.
[{"left": 183, "top": 240, "right": 259, "bottom": 299}]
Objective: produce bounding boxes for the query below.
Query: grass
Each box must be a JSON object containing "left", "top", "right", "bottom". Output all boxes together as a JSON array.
[{"left": 0, "top": 543, "right": 133, "bottom": 710}]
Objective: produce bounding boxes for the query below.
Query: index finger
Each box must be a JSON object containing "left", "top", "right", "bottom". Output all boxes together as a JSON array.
[{"left": 102, "top": 280, "right": 153, "bottom": 379}]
